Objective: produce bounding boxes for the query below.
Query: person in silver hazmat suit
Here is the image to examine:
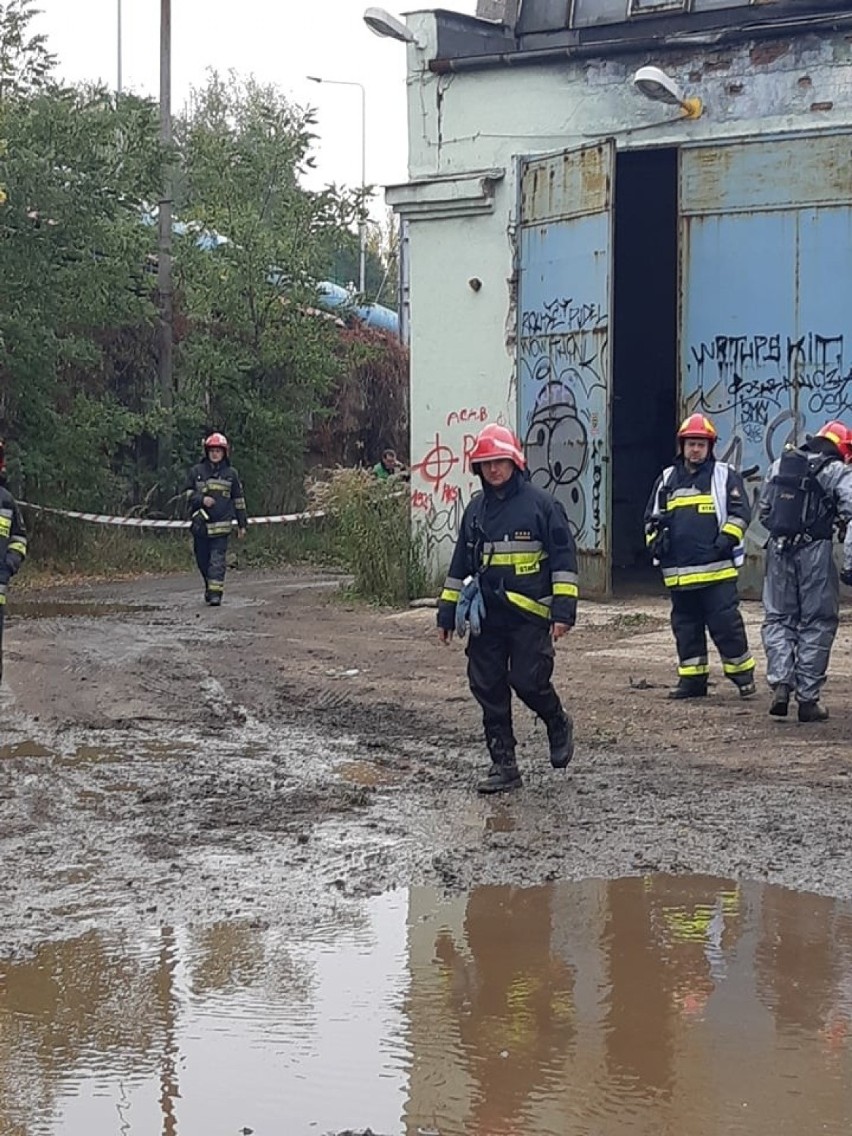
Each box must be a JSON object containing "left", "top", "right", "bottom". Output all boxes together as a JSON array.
[{"left": 759, "top": 420, "right": 852, "bottom": 722}]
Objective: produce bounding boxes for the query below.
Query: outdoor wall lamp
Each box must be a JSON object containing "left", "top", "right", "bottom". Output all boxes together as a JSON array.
[
  {"left": 363, "top": 7, "right": 425, "bottom": 48},
  {"left": 632, "top": 65, "right": 703, "bottom": 120}
]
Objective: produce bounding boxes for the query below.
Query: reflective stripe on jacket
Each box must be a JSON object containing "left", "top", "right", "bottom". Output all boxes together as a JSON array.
[
  {"left": 0, "top": 485, "right": 27, "bottom": 603},
  {"left": 644, "top": 457, "right": 751, "bottom": 590},
  {"left": 184, "top": 459, "right": 248, "bottom": 538},
  {"left": 437, "top": 471, "right": 578, "bottom": 630}
]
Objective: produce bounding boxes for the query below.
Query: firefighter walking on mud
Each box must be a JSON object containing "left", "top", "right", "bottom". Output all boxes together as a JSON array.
[
  {"left": 0, "top": 439, "right": 28, "bottom": 682},
  {"left": 758, "top": 420, "right": 852, "bottom": 722},
  {"left": 645, "top": 413, "right": 756, "bottom": 700},
  {"left": 437, "top": 423, "right": 578, "bottom": 794},
  {"left": 184, "top": 432, "right": 247, "bottom": 606}
]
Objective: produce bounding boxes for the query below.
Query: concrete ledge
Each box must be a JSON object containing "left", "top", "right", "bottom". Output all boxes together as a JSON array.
[{"left": 387, "top": 169, "right": 505, "bottom": 221}]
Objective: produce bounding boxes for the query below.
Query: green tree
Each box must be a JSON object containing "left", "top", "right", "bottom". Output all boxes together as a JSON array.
[
  {"left": 315, "top": 185, "right": 387, "bottom": 302},
  {"left": 0, "top": 4, "right": 405, "bottom": 544},
  {"left": 173, "top": 72, "right": 353, "bottom": 512},
  {"left": 0, "top": 83, "right": 164, "bottom": 507},
  {"left": 0, "top": 0, "right": 55, "bottom": 104}
]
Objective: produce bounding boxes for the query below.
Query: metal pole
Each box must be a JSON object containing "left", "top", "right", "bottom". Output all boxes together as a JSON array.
[
  {"left": 117, "top": 0, "right": 122, "bottom": 95},
  {"left": 358, "top": 83, "right": 367, "bottom": 296},
  {"left": 158, "top": 0, "right": 174, "bottom": 477}
]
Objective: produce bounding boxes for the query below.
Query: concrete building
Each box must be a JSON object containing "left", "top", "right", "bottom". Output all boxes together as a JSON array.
[{"left": 385, "top": 0, "right": 852, "bottom": 594}]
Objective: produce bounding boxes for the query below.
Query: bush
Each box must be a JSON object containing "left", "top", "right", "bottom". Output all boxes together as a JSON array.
[{"left": 307, "top": 468, "right": 431, "bottom": 605}]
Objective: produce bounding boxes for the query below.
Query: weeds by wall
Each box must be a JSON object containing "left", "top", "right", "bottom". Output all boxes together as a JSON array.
[{"left": 308, "top": 468, "right": 434, "bottom": 605}]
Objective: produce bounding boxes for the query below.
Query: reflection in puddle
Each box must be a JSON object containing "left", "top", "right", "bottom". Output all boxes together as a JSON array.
[
  {"left": 62, "top": 740, "right": 190, "bottom": 766},
  {"left": 0, "top": 740, "right": 194, "bottom": 765},
  {"left": 484, "top": 808, "right": 517, "bottom": 833},
  {"left": 0, "top": 740, "right": 52, "bottom": 759},
  {"left": 1, "top": 877, "right": 851, "bottom": 1135},
  {"left": 337, "top": 759, "right": 402, "bottom": 788},
  {"left": 8, "top": 601, "right": 155, "bottom": 620}
]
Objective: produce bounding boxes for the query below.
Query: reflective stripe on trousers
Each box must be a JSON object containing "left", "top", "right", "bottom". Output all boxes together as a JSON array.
[
  {"left": 670, "top": 579, "right": 754, "bottom": 683},
  {"left": 193, "top": 532, "right": 229, "bottom": 592}
]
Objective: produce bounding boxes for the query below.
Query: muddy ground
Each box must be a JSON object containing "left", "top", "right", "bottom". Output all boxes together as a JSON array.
[{"left": 1, "top": 566, "right": 852, "bottom": 956}]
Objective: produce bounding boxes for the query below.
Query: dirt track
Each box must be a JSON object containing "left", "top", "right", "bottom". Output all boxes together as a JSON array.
[{"left": 2, "top": 566, "right": 852, "bottom": 956}]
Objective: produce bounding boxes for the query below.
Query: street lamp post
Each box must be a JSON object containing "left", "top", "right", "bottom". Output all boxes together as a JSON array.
[{"left": 307, "top": 76, "right": 367, "bottom": 296}]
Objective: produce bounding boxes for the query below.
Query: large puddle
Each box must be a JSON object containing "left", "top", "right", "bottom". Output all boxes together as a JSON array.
[{"left": 1, "top": 876, "right": 850, "bottom": 1136}]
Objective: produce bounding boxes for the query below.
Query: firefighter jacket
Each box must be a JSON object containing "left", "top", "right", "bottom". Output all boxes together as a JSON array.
[
  {"left": 644, "top": 456, "right": 751, "bottom": 590},
  {"left": 184, "top": 458, "right": 248, "bottom": 538},
  {"left": 0, "top": 483, "right": 27, "bottom": 603},
  {"left": 437, "top": 471, "right": 578, "bottom": 631}
]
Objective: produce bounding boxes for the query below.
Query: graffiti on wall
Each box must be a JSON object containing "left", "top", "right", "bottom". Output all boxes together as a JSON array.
[
  {"left": 410, "top": 406, "right": 499, "bottom": 559},
  {"left": 519, "top": 298, "right": 608, "bottom": 548},
  {"left": 686, "top": 331, "right": 852, "bottom": 473},
  {"left": 685, "top": 330, "right": 852, "bottom": 509}
]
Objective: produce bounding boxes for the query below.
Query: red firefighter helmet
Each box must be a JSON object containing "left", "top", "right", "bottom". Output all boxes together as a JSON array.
[
  {"left": 815, "top": 420, "right": 852, "bottom": 462},
  {"left": 677, "top": 413, "right": 718, "bottom": 445},
  {"left": 204, "top": 431, "right": 229, "bottom": 456},
  {"left": 469, "top": 423, "right": 526, "bottom": 471}
]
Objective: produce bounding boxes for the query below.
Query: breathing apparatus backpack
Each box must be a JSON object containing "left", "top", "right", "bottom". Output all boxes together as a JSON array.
[{"left": 763, "top": 447, "right": 834, "bottom": 541}]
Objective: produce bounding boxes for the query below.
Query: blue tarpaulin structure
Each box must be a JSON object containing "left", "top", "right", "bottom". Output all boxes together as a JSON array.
[{"left": 143, "top": 208, "right": 400, "bottom": 337}]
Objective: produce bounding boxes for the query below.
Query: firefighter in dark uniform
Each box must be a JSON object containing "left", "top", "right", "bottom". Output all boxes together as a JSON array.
[
  {"left": 0, "top": 439, "right": 28, "bottom": 681},
  {"left": 645, "top": 413, "right": 756, "bottom": 700},
  {"left": 437, "top": 423, "right": 578, "bottom": 794},
  {"left": 184, "top": 432, "right": 247, "bottom": 606}
]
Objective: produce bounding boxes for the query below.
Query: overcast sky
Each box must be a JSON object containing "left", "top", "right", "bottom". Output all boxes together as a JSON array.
[{"left": 33, "top": 0, "right": 478, "bottom": 213}]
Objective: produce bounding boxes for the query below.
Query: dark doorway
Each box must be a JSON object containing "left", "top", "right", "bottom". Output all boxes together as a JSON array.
[{"left": 611, "top": 147, "right": 679, "bottom": 589}]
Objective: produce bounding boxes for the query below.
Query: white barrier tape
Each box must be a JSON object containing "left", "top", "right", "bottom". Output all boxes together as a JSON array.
[{"left": 18, "top": 502, "right": 326, "bottom": 529}]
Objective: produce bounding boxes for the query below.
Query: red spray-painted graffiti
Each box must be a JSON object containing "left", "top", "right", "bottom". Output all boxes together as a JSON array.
[
  {"left": 411, "top": 431, "right": 480, "bottom": 489},
  {"left": 411, "top": 409, "right": 496, "bottom": 555},
  {"left": 411, "top": 433, "right": 460, "bottom": 488},
  {"left": 446, "top": 406, "right": 489, "bottom": 427}
]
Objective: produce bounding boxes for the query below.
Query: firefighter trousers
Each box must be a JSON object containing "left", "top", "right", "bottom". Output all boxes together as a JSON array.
[
  {"left": 670, "top": 579, "right": 754, "bottom": 685},
  {"left": 192, "top": 532, "right": 229, "bottom": 597},
  {"left": 466, "top": 618, "right": 564, "bottom": 744}
]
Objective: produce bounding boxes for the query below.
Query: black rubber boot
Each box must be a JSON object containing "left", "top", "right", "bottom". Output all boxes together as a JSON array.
[
  {"left": 208, "top": 593, "right": 222, "bottom": 607},
  {"left": 546, "top": 711, "right": 574, "bottom": 769},
  {"left": 477, "top": 735, "right": 522, "bottom": 795},
  {"left": 798, "top": 700, "right": 829, "bottom": 723},
  {"left": 667, "top": 678, "right": 708, "bottom": 700},
  {"left": 769, "top": 683, "right": 790, "bottom": 717},
  {"left": 735, "top": 678, "right": 757, "bottom": 700}
]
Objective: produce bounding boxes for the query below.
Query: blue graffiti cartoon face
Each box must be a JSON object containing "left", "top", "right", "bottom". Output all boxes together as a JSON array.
[{"left": 525, "top": 390, "right": 589, "bottom": 537}]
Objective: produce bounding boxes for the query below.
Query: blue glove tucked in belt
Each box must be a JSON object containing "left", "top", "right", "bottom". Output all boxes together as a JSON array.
[{"left": 455, "top": 575, "right": 485, "bottom": 638}]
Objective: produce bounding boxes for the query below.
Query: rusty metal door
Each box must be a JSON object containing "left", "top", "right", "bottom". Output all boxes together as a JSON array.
[
  {"left": 518, "top": 141, "right": 615, "bottom": 597},
  {"left": 679, "top": 133, "right": 852, "bottom": 593}
]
